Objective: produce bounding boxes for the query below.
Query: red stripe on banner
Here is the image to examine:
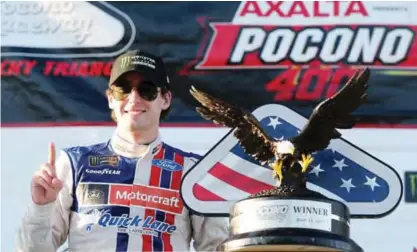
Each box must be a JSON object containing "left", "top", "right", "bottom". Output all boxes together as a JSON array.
[
  {"left": 193, "top": 183, "right": 226, "bottom": 201},
  {"left": 142, "top": 148, "right": 165, "bottom": 252},
  {"left": 208, "top": 162, "right": 273, "bottom": 194}
]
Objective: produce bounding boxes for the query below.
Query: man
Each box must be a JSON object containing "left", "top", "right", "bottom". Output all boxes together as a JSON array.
[{"left": 17, "top": 50, "right": 229, "bottom": 252}]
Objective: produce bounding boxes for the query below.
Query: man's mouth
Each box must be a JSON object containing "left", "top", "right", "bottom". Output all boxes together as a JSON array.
[{"left": 124, "top": 109, "right": 146, "bottom": 115}]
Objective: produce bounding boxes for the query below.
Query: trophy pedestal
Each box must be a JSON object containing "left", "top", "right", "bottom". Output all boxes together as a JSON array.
[
  {"left": 218, "top": 229, "right": 363, "bottom": 252},
  {"left": 218, "top": 195, "right": 363, "bottom": 252}
]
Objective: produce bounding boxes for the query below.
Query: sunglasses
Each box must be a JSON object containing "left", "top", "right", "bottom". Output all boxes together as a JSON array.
[{"left": 111, "top": 80, "right": 160, "bottom": 101}]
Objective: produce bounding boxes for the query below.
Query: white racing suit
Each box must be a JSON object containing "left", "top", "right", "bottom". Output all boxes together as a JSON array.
[{"left": 17, "top": 133, "right": 229, "bottom": 252}]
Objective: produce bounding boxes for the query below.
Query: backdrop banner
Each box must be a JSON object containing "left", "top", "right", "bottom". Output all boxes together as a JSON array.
[{"left": 2, "top": 1, "right": 417, "bottom": 125}]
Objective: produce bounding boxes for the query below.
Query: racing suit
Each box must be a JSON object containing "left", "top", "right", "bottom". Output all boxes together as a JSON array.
[{"left": 17, "top": 133, "right": 229, "bottom": 252}]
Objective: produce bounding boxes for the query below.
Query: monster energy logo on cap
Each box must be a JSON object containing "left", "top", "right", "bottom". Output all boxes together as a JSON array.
[
  {"left": 120, "top": 55, "right": 156, "bottom": 69},
  {"left": 120, "top": 56, "right": 131, "bottom": 68}
]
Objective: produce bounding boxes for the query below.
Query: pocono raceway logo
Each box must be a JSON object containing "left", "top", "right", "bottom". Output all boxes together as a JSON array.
[
  {"left": 78, "top": 183, "right": 182, "bottom": 236},
  {"left": 181, "top": 1, "right": 417, "bottom": 101},
  {"left": 1, "top": 1, "right": 135, "bottom": 78},
  {"left": 1, "top": 1, "right": 135, "bottom": 58}
]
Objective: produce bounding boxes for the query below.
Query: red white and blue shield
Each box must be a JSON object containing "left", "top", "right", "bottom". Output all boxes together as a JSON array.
[{"left": 181, "top": 104, "right": 403, "bottom": 218}]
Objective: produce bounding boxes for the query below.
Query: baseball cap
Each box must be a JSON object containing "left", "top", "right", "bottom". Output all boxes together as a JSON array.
[{"left": 109, "top": 50, "right": 170, "bottom": 89}]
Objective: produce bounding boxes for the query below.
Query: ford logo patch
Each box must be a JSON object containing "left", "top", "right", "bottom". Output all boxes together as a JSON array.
[{"left": 152, "top": 159, "right": 183, "bottom": 171}]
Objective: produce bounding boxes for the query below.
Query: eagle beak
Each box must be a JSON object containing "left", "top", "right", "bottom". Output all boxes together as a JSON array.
[{"left": 290, "top": 146, "right": 295, "bottom": 155}]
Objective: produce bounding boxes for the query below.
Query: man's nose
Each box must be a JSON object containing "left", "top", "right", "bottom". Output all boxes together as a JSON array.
[{"left": 127, "top": 89, "right": 142, "bottom": 102}]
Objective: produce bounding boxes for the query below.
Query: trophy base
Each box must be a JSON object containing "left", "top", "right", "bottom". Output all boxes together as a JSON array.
[
  {"left": 221, "top": 191, "right": 363, "bottom": 252},
  {"left": 218, "top": 229, "right": 363, "bottom": 252}
]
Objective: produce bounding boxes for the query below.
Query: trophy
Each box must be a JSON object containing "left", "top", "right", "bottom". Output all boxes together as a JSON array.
[{"left": 189, "top": 68, "right": 370, "bottom": 252}]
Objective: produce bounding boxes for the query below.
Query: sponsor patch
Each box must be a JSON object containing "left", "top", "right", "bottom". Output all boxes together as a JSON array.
[
  {"left": 109, "top": 184, "right": 184, "bottom": 214},
  {"left": 88, "top": 155, "right": 119, "bottom": 167},
  {"left": 76, "top": 183, "right": 184, "bottom": 214},
  {"left": 99, "top": 214, "right": 176, "bottom": 236},
  {"left": 85, "top": 168, "right": 121, "bottom": 176},
  {"left": 81, "top": 209, "right": 176, "bottom": 236},
  {"left": 77, "top": 183, "right": 109, "bottom": 205},
  {"left": 152, "top": 159, "right": 183, "bottom": 171}
]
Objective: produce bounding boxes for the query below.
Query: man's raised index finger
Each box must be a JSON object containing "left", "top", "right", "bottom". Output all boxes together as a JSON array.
[{"left": 48, "top": 142, "right": 56, "bottom": 166}]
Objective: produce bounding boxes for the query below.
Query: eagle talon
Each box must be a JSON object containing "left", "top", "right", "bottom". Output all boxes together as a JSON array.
[
  {"left": 270, "top": 160, "right": 283, "bottom": 182},
  {"left": 301, "top": 154, "right": 314, "bottom": 173}
]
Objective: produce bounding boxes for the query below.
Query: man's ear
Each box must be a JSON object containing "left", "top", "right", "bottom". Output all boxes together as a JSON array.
[
  {"left": 107, "top": 91, "right": 115, "bottom": 109},
  {"left": 161, "top": 91, "right": 172, "bottom": 110}
]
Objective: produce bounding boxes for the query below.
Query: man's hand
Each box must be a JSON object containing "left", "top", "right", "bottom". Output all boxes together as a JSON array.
[{"left": 31, "top": 142, "right": 64, "bottom": 205}]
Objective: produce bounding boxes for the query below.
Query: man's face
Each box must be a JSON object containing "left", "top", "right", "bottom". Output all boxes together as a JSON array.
[{"left": 107, "top": 71, "right": 171, "bottom": 132}]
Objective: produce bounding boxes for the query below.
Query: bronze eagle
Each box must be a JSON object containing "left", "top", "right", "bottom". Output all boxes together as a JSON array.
[{"left": 190, "top": 68, "right": 370, "bottom": 185}]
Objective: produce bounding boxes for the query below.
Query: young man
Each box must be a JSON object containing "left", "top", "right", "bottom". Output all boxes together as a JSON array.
[{"left": 17, "top": 50, "right": 229, "bottom": 251}]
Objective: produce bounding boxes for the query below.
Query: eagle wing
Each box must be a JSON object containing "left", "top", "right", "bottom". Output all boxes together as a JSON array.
[
  {"left": 290, "top": 68, "right": 370, "bottom": 155},
  {"left": 190, "top": 86, "right": 277, "bottom": 164}
]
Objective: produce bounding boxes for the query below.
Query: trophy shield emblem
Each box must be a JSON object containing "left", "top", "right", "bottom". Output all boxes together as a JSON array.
[{"left": 181, "top": 68, "right": 403, "bottom": 252}]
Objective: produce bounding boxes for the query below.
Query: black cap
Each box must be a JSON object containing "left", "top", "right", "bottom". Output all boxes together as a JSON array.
[{"left": 109, "top": 50, "right": 170, "bottom": 89}]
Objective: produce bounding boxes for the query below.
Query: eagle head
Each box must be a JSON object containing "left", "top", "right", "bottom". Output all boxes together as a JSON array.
[
  {"left": 271, "top": 140, "right": 310, "bottom": 187},
  {"left": 275, "top": 140, "right": 295, "bottom": 156},
  {"left": 275, "top": 140, "right": 296, "bottom": 165}
]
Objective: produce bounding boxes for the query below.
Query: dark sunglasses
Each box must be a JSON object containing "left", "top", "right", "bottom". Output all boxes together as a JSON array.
[{"left": 111, "top": 80, "right": 160, "bottom": 101}]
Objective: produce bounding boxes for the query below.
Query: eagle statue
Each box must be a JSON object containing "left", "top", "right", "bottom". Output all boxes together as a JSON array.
[{"left": 190, "top": 68, "right": 370, "bottom": 197}]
